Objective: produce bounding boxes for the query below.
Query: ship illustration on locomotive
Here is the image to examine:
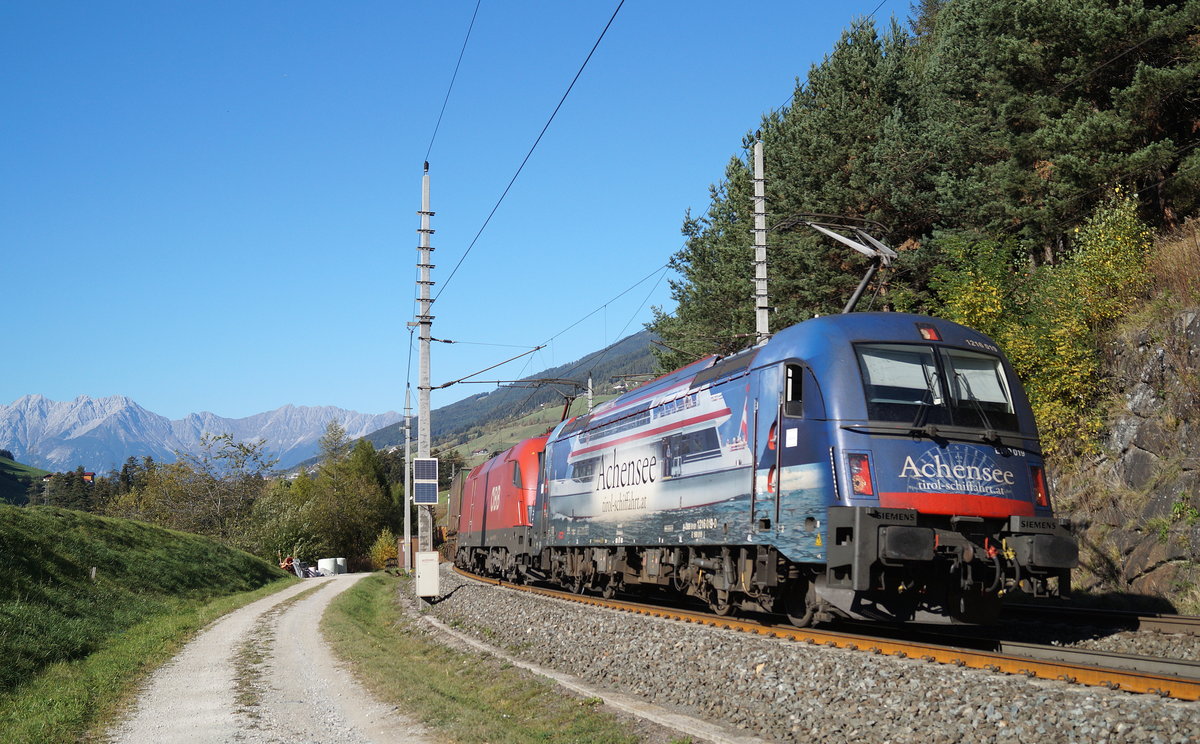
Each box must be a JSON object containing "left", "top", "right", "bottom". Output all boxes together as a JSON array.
[{"left": 451, "top": 228, "right": 1077, "bottom": 625}]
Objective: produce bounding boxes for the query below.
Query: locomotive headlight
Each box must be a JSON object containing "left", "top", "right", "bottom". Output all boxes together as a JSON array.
[
  {"left": 847, "top": 453, "right": 874, "bottom": 496},
  {"left": 1030, "top": 465, "right": 1049, "bottom": 507}
]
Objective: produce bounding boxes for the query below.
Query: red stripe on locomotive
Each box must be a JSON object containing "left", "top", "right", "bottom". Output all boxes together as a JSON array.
[{"left": 879, "top": 491, "right": 1036, "bottom": 518}]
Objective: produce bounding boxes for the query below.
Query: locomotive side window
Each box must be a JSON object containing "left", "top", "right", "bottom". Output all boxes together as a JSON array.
[
  {"left": 512, "top": 461, "right": 523, "bottom": 488},
  {"left": 784, "top": 364, "right": 803, "bottom": 417}
]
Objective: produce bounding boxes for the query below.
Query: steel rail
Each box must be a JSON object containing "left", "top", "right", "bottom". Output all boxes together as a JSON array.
[
  {"left": 451, "top": 567, "right": 1200, "bottom": 701},
  {"left": 1005, "top": 603, "right": 1200, "bottom": 636},
  {"left": 996, "top": 641, "right": 1200, "bottom": 680}
]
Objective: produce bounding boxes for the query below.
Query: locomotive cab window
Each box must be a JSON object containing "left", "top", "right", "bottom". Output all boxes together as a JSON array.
[
  {"left": 512, "top": 461, "right": 523, "bottom": 488},
  {"left": 943, "top": 348, "right": 1017, "bottom": 430},
  {"left": 784, "top": 364, "right": 803, "bottom": 417},
  {"left": 857, "top": 344, "right": 946, "bottom": 423},
  {"left": 855, "top": 343, "right": 1019, "bottom": 432}
]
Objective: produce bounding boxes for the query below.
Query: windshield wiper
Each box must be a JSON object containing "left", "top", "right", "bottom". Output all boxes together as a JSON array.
[
  {"left": 909, "top": 365, "right": 943, "bottom": 437},
  {"left": 955, "top": 372, "right": 999, "bottom": 443}
]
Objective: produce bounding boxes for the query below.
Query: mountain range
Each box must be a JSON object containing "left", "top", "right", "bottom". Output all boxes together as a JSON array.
[
  {"left": 0, "top": 395, "right": 402, "bottom": 472},
  {"left": 1, "top": 330, "right": 661, "bottom": 475}
]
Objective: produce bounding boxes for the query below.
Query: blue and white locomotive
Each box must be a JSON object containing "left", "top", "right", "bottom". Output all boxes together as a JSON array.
[{"left": 523, "top": 312, "right": 1077, "bottom": 625}]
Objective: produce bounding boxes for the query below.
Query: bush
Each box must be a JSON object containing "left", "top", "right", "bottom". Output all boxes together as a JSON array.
[
  {"left": 368, "top": 527, "right": 398, "bottom": 570},
  {"left": 932, "top": 191, "right": 1152, "bottom": 455}
]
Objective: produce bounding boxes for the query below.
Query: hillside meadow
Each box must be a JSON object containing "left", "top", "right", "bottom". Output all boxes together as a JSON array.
[{"left": 0, "top": 505, "right": 294, "bottom": 742}]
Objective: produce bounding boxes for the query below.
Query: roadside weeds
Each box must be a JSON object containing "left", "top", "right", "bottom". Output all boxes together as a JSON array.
[
  {"left": 0, "top": 577, "right": 299, "bottom": 744},
  {"left": 322, "top": 572, "right": 669, "bottom": 744}
]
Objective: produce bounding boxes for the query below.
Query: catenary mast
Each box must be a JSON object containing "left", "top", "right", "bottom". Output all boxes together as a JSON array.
[
  {"left": 753, "top": 140, "right": 769, "bottom": 344},
  {"left": 415, "top": 163, "right": 435, "bottom": 555}
]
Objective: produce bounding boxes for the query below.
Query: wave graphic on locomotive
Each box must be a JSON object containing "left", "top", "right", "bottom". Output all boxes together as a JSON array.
[{"left": 452, "top": 312, "right": 1078, "bottom": 625}]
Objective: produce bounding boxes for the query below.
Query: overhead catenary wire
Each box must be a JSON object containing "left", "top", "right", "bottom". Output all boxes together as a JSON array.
[
  {"left": 411, "top": 2, "right": 481, "bottom": 333},
  {"left": 497, "top": 261, "right": 671, "bottom": 382},
  {"left": 431, "top": 338, "right": 541, "bottom": 349},
  {"left": 433, "top": 0, "right": 626, "bottom": 304},
  {"left": 541, "top": 262, "right": 666, "bottom": 347},
  {"left": 424, "top": 0, "right": 482, "bottom": 164},
  {"left": 430, "top": 261, "right": 666, "bottom": 401},
  {"left": 503, "top": 263, "right": 670, "bottom": 416}
]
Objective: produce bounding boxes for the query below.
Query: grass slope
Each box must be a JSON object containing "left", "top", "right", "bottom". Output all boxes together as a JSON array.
[
  {"left": 0, "top": 456, "right": 47, "bottom": 505},
  {"left": 324, "top": 573, "right": 644, "bottom": 743},
  {"left": 0, "top": 505, "right": 294, "bottom": 741}
]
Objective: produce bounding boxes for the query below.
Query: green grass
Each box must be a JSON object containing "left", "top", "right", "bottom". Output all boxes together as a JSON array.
[
  {"left": 0, "top": 456, "right": 50, "bottom": 481},
  {"left": 0, "top": 456, "right": 47, "bottom": 505},
  {"left": 0, "top": 505, "right": 296, "bottom": 742},
  {"left": 323, "top": 572, "right": 640, "bottom": 743}
]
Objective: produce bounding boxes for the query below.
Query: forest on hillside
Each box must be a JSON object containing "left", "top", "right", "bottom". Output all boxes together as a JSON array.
[{"left": 649, "top": 0, "right": 1199, "bottom": 454}]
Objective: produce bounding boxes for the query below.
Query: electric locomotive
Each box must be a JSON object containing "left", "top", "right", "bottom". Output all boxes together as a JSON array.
[
  {"left": 454, "top": 312, "right": 1078, "bottom": 625},
  {"left": 454, "top": 435, "right": 547, "bottom": 582}
]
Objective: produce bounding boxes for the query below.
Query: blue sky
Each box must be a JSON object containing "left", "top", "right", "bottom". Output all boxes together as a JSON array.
[{"left": 3, "top": 1, "right": 905, "bottom": 420}]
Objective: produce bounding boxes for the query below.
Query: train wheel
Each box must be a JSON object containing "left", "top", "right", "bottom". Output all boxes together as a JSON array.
[
  {"left": 708, "top": 587, "right": 735, "bottom": 616},
  {"left": 601, "top": 577, "right": 619, "bottom": 599},
  {"left": 784, "top": 577, "right": 817, "bottom": 627}
]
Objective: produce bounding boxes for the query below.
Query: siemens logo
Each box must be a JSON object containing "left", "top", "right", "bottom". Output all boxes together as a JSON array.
[
  {"left": 1022, "top": 519, "right": 1058, "bottom": 530},
  {"left": 899, "top": 455, "right": 1015, "bottom": 485},
  {"left": 874, "top": 511, "right": 917, "bottom": 522}
]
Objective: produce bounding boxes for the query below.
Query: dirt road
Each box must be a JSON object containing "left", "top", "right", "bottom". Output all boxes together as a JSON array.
[{"left": 107, "top": 573, "right": 431, "bottom": 743}]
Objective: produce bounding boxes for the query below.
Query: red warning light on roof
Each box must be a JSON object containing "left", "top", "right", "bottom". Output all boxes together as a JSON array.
[{"left": 916, "top": 322, "right": 942, "bottom": 341}]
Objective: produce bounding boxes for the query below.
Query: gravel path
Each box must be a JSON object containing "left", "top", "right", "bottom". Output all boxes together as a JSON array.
[
  {"left": 107, "top": 573, "right": 431, "bottom": 744},
  {"left": 428, "top": 566, "right": 1200, "bottom": 744}
]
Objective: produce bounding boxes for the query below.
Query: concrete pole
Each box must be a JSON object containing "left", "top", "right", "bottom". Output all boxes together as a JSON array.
[
  {"left": 416, "top": 164, "right": 435, "bottom": 554},
  {"left": 753, "top": 140, "right": 769, "bottom": 344}
]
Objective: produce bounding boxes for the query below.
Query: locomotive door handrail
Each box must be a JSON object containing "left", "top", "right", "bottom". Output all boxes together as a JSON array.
[{"left": 774, "top": 396, "right": 783, "bottom": 527}]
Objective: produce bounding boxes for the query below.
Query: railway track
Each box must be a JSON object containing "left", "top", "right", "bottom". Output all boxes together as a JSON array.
[
  {"left": 452, "top": 566, "right": 1200, "bottom": 701},
  {"left": 1004, "top": 602, "right": 1200, "bottom": 636}
]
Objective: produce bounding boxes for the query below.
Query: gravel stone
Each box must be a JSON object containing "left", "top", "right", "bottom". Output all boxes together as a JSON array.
[{"left": 426, "top": 566, "right": 1200, "bottom": 744}]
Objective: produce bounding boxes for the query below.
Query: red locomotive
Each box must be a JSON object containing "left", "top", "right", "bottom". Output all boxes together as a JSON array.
[{"left": 454, "top": 435, "right": 547, "bottom": 583}]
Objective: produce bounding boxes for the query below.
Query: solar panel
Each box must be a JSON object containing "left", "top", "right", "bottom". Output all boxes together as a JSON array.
[
  {"left": 413, "top": 458, "right": 438, "bottom": 481},
  {"left": 413, "top": 482, "right": 439, "bottom": 504}
]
